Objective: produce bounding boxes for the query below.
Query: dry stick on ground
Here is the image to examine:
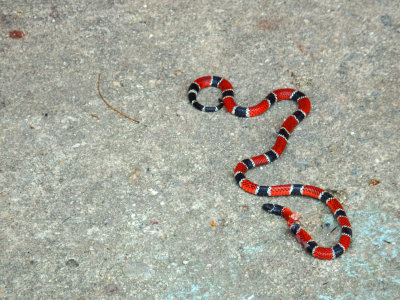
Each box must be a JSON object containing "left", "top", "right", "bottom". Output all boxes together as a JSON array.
[{"left": 97, "top": 72, "right": 140, "bottom": 123}]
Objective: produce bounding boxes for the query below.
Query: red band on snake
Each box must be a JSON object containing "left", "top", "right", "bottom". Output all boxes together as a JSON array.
[{"left": 188, "top": 75, "right": 352, "bottom": 260}]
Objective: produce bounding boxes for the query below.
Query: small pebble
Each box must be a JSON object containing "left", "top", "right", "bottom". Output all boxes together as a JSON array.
[{"left": 66, "top": 259, "right": 79, "bottom": 268}]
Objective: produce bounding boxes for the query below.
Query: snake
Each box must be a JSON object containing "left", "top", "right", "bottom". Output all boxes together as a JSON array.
[{"left": 187, "top": 75, "right": 352, "bottom": 260}]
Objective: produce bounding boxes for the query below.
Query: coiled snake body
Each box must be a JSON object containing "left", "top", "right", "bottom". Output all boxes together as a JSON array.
[{"left": 188, "top": 76, "right": 352, "bottom": 260}]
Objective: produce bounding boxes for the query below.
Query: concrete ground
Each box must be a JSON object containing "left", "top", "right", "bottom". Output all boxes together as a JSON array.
[{"left": 1, "top": 1, "right": 399, "bottom": 299}]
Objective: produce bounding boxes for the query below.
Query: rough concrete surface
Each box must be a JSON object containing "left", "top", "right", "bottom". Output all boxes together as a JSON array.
[{"left": 1, "top": 1, "right": 400, "bottom": 299}]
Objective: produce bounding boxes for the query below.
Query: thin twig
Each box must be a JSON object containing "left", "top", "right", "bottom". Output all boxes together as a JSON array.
[{"left": 97, "top": 72, "right": 140, "bottom": 123}]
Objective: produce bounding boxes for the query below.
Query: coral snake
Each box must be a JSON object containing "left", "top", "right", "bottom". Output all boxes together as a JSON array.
[{"left": 187, "top": 76, "right": 352, "bottom": 260}]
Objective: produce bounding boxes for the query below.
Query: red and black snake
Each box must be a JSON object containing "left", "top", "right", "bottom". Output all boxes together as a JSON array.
[{"left": 188, "top": 76, "right": 352, "bottom": 260}]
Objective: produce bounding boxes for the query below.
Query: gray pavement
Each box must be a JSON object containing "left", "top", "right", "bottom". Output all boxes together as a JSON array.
[{"left": 1, "top": 1, "right": 400, "bottom": 299}]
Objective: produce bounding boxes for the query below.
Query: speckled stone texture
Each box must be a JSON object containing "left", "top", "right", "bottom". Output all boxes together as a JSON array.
[{"left": 1, "top": 1, "right": 399, "bottom": 299}]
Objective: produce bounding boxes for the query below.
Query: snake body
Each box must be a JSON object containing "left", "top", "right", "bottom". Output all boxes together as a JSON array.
[{"left": 188, "top": 76, "right": 352, "bottom": 260}]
